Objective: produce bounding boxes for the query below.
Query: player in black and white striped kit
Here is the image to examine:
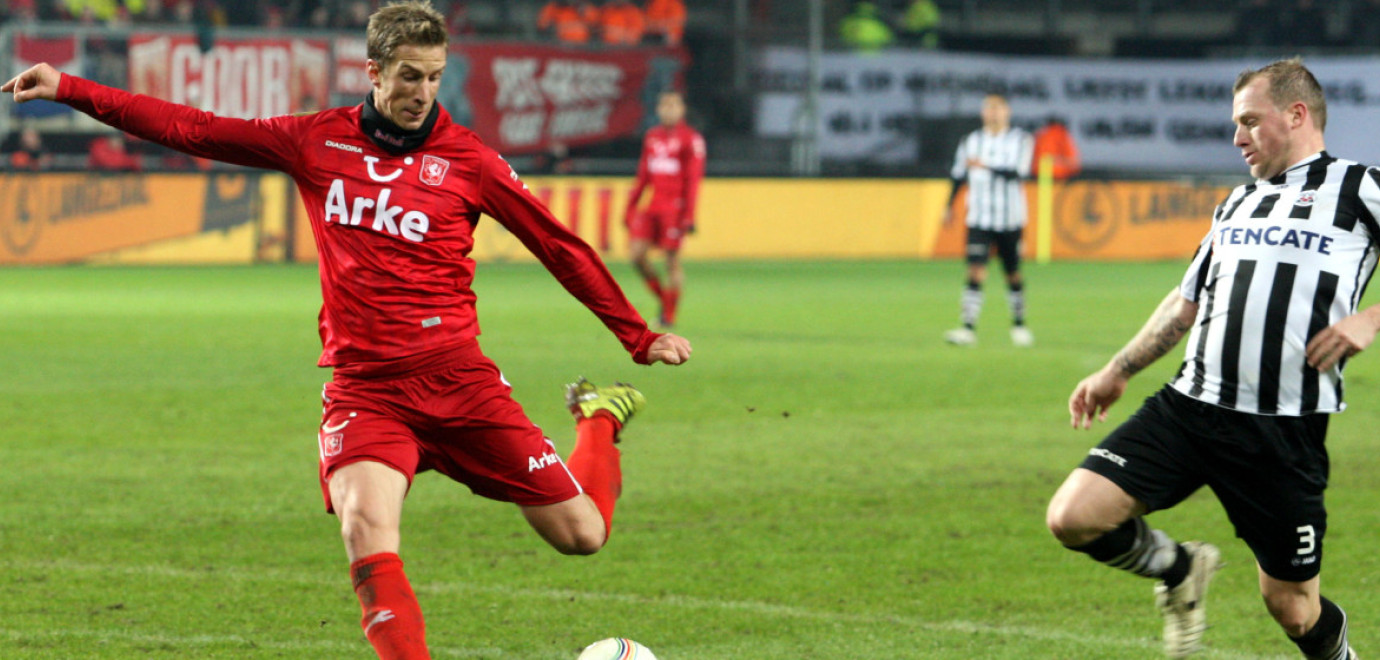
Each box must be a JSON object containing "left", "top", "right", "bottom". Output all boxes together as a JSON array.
[
  {"left": 941, "top": 93, "right": 1035, "bottom": 347},
  {"left": 1046, "top": 59, "right": 1371, "bottom": 660}
]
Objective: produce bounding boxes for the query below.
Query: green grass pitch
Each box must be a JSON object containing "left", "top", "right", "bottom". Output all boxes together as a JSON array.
[{"left": 2, "top": 260, "right": 1378, "bottom": 659}]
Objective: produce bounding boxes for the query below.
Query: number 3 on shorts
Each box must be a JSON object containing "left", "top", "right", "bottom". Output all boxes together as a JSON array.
[{"left": 1296, "top": 525, "right": 1317, "bottom": 555}]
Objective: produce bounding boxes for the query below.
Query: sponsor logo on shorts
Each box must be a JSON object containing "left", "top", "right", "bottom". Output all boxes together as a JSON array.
[
  {"left": 1088, "top": 447, "right": 1127, "bottom": 467},
  {"left": 528, "top": 451, "right": 560, "bottom": 472}
]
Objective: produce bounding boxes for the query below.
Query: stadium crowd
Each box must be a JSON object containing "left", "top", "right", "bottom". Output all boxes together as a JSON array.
[{"left": 0, "top": 0, "right": 685, "bottom": 43}]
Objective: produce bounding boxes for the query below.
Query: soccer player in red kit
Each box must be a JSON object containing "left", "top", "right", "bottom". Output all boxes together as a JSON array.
[
  {"left": 625, "top": 90, "right": 705, "bottom": 328},
  {"left": 3, "top": 3, "right": 691, "bottom": 659}
]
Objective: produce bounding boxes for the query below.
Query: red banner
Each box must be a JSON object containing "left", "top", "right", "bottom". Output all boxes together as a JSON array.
[
  {"left": 453, "top": 43, "right": 687, "bottom": 154},
  {"left": 12, "top": 34, "right": 82, "bottom": 118},
  {"left": 127, "top": 35, "right": 331, "bottom": 117}
]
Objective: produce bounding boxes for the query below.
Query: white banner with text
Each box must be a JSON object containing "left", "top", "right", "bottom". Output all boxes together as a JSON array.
[{"left": 754, "top": 48, "right": 1380, "bottom": 172}]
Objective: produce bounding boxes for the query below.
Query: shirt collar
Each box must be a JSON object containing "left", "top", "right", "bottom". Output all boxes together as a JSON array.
[
  {"left": 360, "top": 93, "right": 440, "bottom": 155},
  {"left": 1264, "top": 151, "right": 1328, "bottom": 184}
]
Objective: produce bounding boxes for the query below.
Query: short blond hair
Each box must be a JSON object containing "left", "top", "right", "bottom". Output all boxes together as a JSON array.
[
  {"left": 1234, "top": 57, "right": 1327, "bottom": 131},
  {"left": 366, "top": 1, "right": 448, "bottom": 70}
]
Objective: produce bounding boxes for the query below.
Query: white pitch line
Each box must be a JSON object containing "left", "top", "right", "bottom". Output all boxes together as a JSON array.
[
  {"left": 0, "top": 628, "right": 504, "bottom": 658},
  {"left": 3, "top": 559, "right": 1293, "bottom": 659}
]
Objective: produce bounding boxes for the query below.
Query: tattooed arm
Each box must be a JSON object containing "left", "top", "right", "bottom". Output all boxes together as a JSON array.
[{"left": 1069, "top": 289, "right": 1198, "bottom": 429}]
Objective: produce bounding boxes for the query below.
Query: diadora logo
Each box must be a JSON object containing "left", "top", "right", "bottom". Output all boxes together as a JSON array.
[
  {"left": 528, "top": 451, "right": 560, "bottom": 472},
  {"left": 325, "top": 140, "right": 363, "bottom": 154},
  {"left": 324, "top": 179, "right": 430, "bottom": 242},
  {"left": 420, "top": 155, "right": 450, "bottom": 186}
]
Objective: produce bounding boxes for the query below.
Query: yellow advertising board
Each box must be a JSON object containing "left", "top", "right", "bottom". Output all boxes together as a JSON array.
[
  {"left": 0, "top": 172, "right": 288, "bottom": 265},
  {"left": 5, "top": 173, "right": 1234, "bottom": 265}
]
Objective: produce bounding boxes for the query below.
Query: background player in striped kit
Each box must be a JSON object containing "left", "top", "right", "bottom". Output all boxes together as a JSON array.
[
  {"left": 941, "top": 92, "right": 1036, "bottom": 347},
  {"left": 1046, "top": 59, "right": 1373, "bottom": 659}
]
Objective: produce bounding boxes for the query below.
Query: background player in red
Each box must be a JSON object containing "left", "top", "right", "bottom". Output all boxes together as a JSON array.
[
  {"left": 625, "top": 89, "right": 705, "bottom": 329},
  {"left": 3, "top": 3, "right": 691, "bottom": 659}
]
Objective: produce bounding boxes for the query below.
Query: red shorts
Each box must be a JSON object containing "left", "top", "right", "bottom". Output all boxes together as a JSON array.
[
  {"left": 628, "top": 207, "right": 685, "bottom": 251},
  {"left": 316, "top": 340, "right": 583, "bottom": 512}
]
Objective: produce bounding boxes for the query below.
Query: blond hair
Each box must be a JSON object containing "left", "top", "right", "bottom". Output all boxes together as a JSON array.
[
  {"left": 1234, "top": 57, "right": 1327, "bottom": 131},
  {"left": 366, "top": 1, "right": 448, "bottom": 70}
]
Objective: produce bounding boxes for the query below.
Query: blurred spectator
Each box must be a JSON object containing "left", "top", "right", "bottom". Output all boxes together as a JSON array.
[
  {"left": 263, "top": 5, "right": 286, "bottom": 29},
  {"left": 162, "top": 150, "right": 214, "bottom": 171},
  {"left": 61, "top": 0, "right": 147, "bottom": 23},
  {"left": 6, "top": 0, "right": 40, "bottom": 23},
  {"left": 530, "top": 142, "right": 573, "bottom": 175},
  {"left": 644, "top": 0, "right": 686, "bottom": 46},
  {"left": 598, "top": 0, "right": 645, "bottom": 46},
  {"left": 538, "top": 0, "right": 597, "bottom": 44},
  {"left": 1031, "top": 116, "right": 1080, "bottom": 180},
  {"left": 88, "top": 133, "right": 143, "bottom": 171},
  {"left": 171, "top": 0, "right": 226, "bottom": 28},
  {"left": 340, "top": 0, "right": 371, "bottom": 29},
  {"left": 898, "top": 0, "right": 940, "bottom": 49},
  {"left": 840, "top": 1, "right": 894, "bottom": 53},
  {"left": 134, "top": 0, "right": 167, "bottom": 22},
  {"left": 9, "top": 128, "right": 54, "bottom": 171},
  {"left": 1351, "top": 0, "right": 1380, "bottom": 49},
  {"left": 446, "top": 2, "right": 476, "bottom": 36}
]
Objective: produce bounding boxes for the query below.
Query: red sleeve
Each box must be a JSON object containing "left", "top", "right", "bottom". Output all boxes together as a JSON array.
[
  {"left": 679, "top": 129, "right": 706, "bottom": 226},
  {"left": 625, "top": 134, "right": 651, "bottom": 220},
  {"left": 478, "top": 149, "right": 659, "bottom": 363},
  {"left": 57, "top": 74, "right": 302, "bottom": 172}
]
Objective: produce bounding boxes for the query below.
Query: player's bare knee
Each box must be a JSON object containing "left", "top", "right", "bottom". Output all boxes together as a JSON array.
[
  {"left": 337, "top": 505, "right": 389, "bottom": 548},
  {"left": 1045, "top": 501, "right": 1099, "bottom": 547},
  {"left": 1262, "top": 591, "right": 1314, "bottom": 637},
  {"left": 552, "top": 529, "right": 605, "bottom": 556}
]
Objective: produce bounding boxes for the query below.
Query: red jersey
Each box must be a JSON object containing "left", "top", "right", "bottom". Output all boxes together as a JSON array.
[
  {"left": 58, "top": 75, "right": 658, "bottom": 371},
  {"left": 626, "top": 121, "right": 705, "bottom": 226}
]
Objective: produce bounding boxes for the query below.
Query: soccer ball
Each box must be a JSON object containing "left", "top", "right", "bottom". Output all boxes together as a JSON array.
[{"left": 577, "top": 637, "right": 658, "bottom": 659}]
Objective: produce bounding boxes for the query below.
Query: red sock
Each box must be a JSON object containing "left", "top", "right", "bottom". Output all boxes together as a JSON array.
[
  {"left": 350, "top": 553, "right": 430, "bottom": 660},
  {"left": 565, "top": 415, "right": 622, "bottom": 539},
  {"left": 643, "top": 274, "right": 664, "bottom": 298},
  {"left": 661, "top": 287, "right": 681, "bottom": 325}
]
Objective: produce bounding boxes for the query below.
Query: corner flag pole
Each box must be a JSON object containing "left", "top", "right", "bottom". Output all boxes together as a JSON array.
[{"left": 1036, "top": 154, "right": 1053, "bottom": 264}]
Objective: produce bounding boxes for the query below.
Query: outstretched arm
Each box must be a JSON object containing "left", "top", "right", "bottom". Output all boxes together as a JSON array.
[
  {"left": 1069, "top": 289, "right": 1197, "bottom": 429},
  {"left": 5, "top": 63, "right": 300, "bottom": 171}
]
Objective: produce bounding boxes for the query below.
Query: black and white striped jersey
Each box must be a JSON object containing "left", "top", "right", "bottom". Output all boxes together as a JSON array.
[
  {"left": 950, "top": 127, "right": 1035, "bottom": 231},
  {"left": 1170, "top": 152, "right": 1380, "bottom": 415}
]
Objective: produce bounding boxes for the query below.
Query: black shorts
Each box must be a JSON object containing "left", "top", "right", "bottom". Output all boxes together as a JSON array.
[
  {"left": 1078, "top": 386, "right": 1331, "bottom": 581},
  {"left": 965, "top": 227, "right": 1024, "bottom": 273}
]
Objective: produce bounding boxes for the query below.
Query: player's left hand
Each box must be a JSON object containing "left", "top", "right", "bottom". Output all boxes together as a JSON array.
[
  {"left": 3, "top": 63, "right": 61, "bottom": 104},
  {"left": 1306, "top": 309, "right": 1380, "bottom": 371},
  {"left": 647, "top": 333, "right": 691, "bottom": 365}
]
